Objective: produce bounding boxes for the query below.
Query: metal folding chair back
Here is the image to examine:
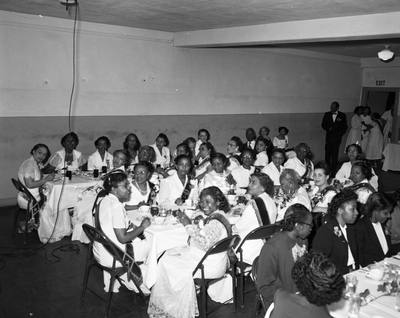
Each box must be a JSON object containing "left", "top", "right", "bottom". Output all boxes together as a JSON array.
[
  {"left": 192, "top": 234, "right": 241, "bottom": 318},
  {"left": 235, "top": 224, "right": 280, "bottom": 307},
  {"left": 251, "top": 256, "right": 270, "bottom": 318}
]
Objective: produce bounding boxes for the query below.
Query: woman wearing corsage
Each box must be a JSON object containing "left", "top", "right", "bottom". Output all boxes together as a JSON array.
[
  {"left": 148, "top": 186, "right": 232, "bottom": 318},
  {"left": 312, "top": 190, "right": 359, "bottom": 275}
]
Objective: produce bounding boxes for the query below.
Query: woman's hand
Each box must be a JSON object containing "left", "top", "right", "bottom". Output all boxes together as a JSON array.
[
  {"left": 175, "top": 198, "right": 184, "bottom": 206},
  {"left": 46, "top": 173, "right": 55, "bottom": 182},
  {"left": 138, "top": 201, "right": 147, "bottom": 207},
  {"left": 177, "top": 210, "right": 191, "bottom": 226},
  {"left": 140, "top": 217, "right": 151, "bottom": 229}
]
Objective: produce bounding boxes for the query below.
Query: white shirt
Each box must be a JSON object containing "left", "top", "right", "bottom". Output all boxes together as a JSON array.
[
  {"left": 335, "top": 161, "right": 379, "bottom": 191},
  {"left": 87, "top": 150, "right": 114, "bottom": 170},
  {"left": 261, "top": 162, "right": 284, "bottom": 186},
  {"left": 372, "top": 222, "right": 389, "bottom": 255},
  {"left": 254, "top": 151, "right": 269, "bottom": 167},
  {"left": 151, "top": 144, "right": 171, "bottom": 167},
  {"left": 231, "top": 166, "right": 255, "bottom": 191},
  {"left": 339, "top": 223, "right": 355, "bottom": 268}
]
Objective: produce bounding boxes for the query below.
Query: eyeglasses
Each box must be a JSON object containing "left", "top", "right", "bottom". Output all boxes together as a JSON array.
[
  {"left": 242, "top": 155, "right": 253, "bottom": 159},
  {"left": 134, "top": 171, "right": 147, "bottom": 176},
  {"left": 299, "top": 221, "right": 313, "bottom": 228},
  {"left": 227, "top": 143, "right": 237, "bottom": 147}
]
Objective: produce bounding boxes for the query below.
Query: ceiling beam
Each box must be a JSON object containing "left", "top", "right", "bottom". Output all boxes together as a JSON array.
[{"left": 173, "top": 12, "right": 400, "bottom": 47}]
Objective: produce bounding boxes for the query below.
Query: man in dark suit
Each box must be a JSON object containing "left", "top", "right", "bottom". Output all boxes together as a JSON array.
[{"left": 321, "top": 101, "right": 348, "bottom": 173}]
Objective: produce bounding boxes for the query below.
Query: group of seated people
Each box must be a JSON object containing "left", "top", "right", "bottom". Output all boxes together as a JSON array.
[{"left": 17, "top": 127, "right": 400, "bottom": 318}]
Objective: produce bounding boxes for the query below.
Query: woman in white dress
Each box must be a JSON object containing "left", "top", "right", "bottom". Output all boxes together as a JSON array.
[
  {"left": 231, "top": 149, "right": 256, "bottom": 194},
  {"left": 87, "top": 136, "right": 113, "bottom": 171},
  {"left": 226, "top": 136, "right": 243, "bottom": 171},
  {"left": 364, "top": 113, "right": 384, "bottom": 163},
  {"left": 381, "top": 106, "right": 394, "bottom": 148},
  {"left": 123, "top": 133, "right": 141, "bottom": 170},
  {"left": 233, "top": 172, "right": 277, "bottom": 264},
  {"left": 17, "top": 143, "right": 54, "bottom": 210},
  {"left": 194, "top": 141, "right": 215, "bottom": 181},
  {"left": 43, "top": 132, "right": 86, "bottom": 173},
  {"left": 159, "top": 155, "right": 198, "bottom": 207},
  {"left": 273, "top": 126, "right": 296, "bottom": 159},
  {"left": 344, "top": 106, "right": 364, "bottom": 151},
  {"left": 151, "top": 133, "right": 171, "bottom": 169},
  {"left": 262, "top": 148, "right": 285, "bottom": 186},
  {"left": 194, "top": 128, "right": 210, "bottom": 157},
  {"left": 284, "top": 143, "right": 314, "bottom": 185},
  {"left": 148, "top": 186, "right": 232, "bottom": 318},
  {"left": 201, "top": 153, "right": 231, "bottom": 194},
  {"left": 344, "top": 161, "right": 375, "bottom": 206},
  {"left": 253, "top": 137, "right": 269, "bottom": 169},
  {"left": 335, "top": 144, "right": 379, "bottom": 191},
  {"left": 360, "top": 106, "right": 372, "bottom": 151}
]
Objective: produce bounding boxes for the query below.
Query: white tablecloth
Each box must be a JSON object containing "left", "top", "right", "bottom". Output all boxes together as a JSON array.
[
  {"left": 382, "top": 143, "right": 400, "bottom": 172},
  {"left": 128, "top": 210, "right": 189, "bottom": 288},
  {"left": 328, "top": 256, "right": 400, "bottom": 318}
]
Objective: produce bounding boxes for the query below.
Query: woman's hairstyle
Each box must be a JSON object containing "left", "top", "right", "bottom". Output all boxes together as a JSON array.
[
  {"left": 372, "top": 112, "right": 381, "bottom": 120},
  {"left": 156, "top": 133, "right": 170, "bottom": 147},
  {"left": 278, "top": 126, "right": 289, "bottom": 135},
  {"left": 176, "top": 143, "right": 191, "bottom": 156},
  {"left": 255, "top": 136, "right": 270, "bottom": 151},
  {"left": 294, "top": 142, "right": 311, "bottom": 154},
  {"left": 61, "top": 132, "right": 79, "bottom": 147},
  {"left": 113, "top": 149, "right": 131, "bottom": 169},
  {"left": 200, "top": 141, "right": 216, "bottom": 157},
  {"left": 279, "top": 168, "right": 301, "bottom": 186},
  {"left": 386, "top": 189, "right": 400, "bottom": 203},
  {"left": 271, "top": 147, "right": 286, "bottom": 158},
  {"left": 241, "top": 148, "right": 257, "bottom": 161},
  {"left": 200, "top": 186, "right": 230, "bottom": 213},
  {"left": 251, "top": 172, "right": 274, "bottom": 196},
  {"left": 345, "top": 143, "right": 363, "bottom": 156},
  {"left": 103, "top": 172, "right": 127, "bottom": 193},
  {"left": 354, "top": 105, "right": 364, "bottom": 114},
  {"left": 210, "top": 152, "right": 229, "bottom": 169},
  {"left": 138, "top": 145, "right": 156, "bottom": 163},
  {"left": 94, "top": 136, "right": 111, "bottom": 149},
  {"left": 230, "top": 136, "right": 244, "bottom": 152},
  {"left": 174, "top": 154, "right": 193, "bottom": 172},
  {"left": 281, "top": 203, "right": 311, "bottom": 232},
  {"left": 363, "top": 192, "right": 395, "bottom": 217},
  {"left": 198, "top": 129, "right": 210, "bottom": 141},
  {"left": 134, "top": 160, "right": 155, "bottom": 176},
  {"left": 30, "top": 143, "right": 51, "bottom": 162},
  {"left": 327, "top": 189, "right": 358, "bottom": 216},
  {"left": 183, "top": 137, "right": 196, "bottom": 145},
  {"left": 314, "top": 161, "right": 331, "bottom": 177},
  {"left": 259, "top": 126, "right": 270, "bottom": 136},
  {"left": 292, "top": 250, "right": 345, "bottom": 307},
  {"left": 123, "top": 133, "right": 141, "bottom": 151},
  {"left": 352, "top": 160, "right": 373, "bottom": 181}
]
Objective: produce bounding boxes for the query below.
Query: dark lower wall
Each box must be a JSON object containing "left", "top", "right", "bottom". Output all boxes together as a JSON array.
[{"left": 0, "top": 112, "right": 351, "bottom": 205}]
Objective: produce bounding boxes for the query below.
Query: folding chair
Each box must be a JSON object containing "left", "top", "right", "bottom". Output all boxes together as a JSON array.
[
  {"left": 11, "top": 178, "right": 40, "bottom": 243},
  {"left": 81, "top": 224, "right": 147, "bottom": 318},
  {"left": 193, "top": 234, "right": 241, "bottom": 318},
  {"left": 251, "top": 256, "right": 270, "bottom": 318},
  {"left": 235, "top": 224, "right": 280, "bottom": 307}
]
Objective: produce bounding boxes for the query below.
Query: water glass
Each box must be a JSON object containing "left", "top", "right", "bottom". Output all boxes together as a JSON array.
[
  {"left": 395, "top": 290, "right": 400, "bottom": 312},
  {"left": 348, "top": 293, "right": 361, "bottom": 318},
  {"left": 345, "top": 275, "right": 358, "bottom": 298}
]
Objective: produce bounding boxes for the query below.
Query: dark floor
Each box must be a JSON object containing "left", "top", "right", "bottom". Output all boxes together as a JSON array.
[{"left": 0, "top": 162, "right": 398, "bottom": 318}]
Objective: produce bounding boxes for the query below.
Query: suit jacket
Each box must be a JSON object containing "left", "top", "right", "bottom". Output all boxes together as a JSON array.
[
  {"left": 321, "top": 111, "right": 348, "bottom": 143},
  {"left": 312, "top": 216, "right": 358, "bottom": 275},
  {"left": 355, "top": 216, "right": 392, "bottom": 267}
]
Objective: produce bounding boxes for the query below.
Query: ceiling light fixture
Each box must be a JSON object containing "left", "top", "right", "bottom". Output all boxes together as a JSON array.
[
  {"left": 60, "top": 0, "right": 78, "bottom": 11},
  {"left": 378, "top": 45, "right": 394, "bottom": 61}
]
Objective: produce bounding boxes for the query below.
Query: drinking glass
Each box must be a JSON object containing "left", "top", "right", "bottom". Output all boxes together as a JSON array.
[
  {"left": 344, "top": 275, "right": 358, "bottom": 298},
  {"left": 348, "top": 293, "right": 361, "bottom": 318},
  {"left": 395, "top": 289, "right": 400, "bottom": 312}
]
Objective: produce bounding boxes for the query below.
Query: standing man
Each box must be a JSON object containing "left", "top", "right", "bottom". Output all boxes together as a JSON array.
[{"left": 321, "top": 101, "right": 348, "bottom": 173}]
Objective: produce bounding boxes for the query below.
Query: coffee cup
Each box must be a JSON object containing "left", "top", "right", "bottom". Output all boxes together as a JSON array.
[
  {"left": 365, "top": 266, "right": 384, "bottom": 281},
  {"left": 139, "top": 205, "right": 150, "bottom": 213},
  {"left": 153, "top": 216, "right": 165, "bottom": 225}
]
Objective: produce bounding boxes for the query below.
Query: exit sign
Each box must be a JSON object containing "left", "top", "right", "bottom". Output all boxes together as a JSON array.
[{"left": 376, "top": 80, "right": 386, "bottom": 86}]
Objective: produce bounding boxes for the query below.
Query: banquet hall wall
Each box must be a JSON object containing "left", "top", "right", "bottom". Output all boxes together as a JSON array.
[{"left": 0, "top": 11, "right": 362, "bottom": 205}]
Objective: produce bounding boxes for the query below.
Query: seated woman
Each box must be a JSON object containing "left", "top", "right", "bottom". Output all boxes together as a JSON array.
[
  {"left": 194, "top": 141, "right": 215, "bottom": 181},
  {"left": 194, "top": 128, "right": 210, "bottom": 157},
  {"left": 335, "top": 143, "right": 379, "bottom": 190},
  {"left": 93, "top": 172, "right": 151, "bottom": 294},
  {"left": 226, "top": 136, "right": 243, "bottom": 171},
  {"left": 231, "top": 149, "right": 256, "bottom": 194},
  {"left": 344, "top": 160, "right": 375, "bottom": 207},
  {"left": 355, "top": 192, "right": 395, "bottom": 267},
  {"left": 232, "top": 172, "right": 277, "bottom": 264},
  {"left": 87, "top": 136, "right": 113, "bottom": 171},
  {"left": 261, "top": 148, "right": 285, "bottom": 186},
  {"left": 258, "top": 126, "right": 274, "bottom": 157},
  {"left": 138, "top": 145, "right": 159, "bottom": 185},
  {"left": 108, "top": 149, "right": 130, "bottom": 174},
  {"left": 276, "top": 169, "right": 311, "bottom": 221},
  {"left": 148, "top": 186, "right": 232, "bottom": 318},
  {"left": 308, "top": 162, "right": 338, "bottom": 233},
  {"left": 312, "top": 190, "right": 359, "bottom": 275},
  {"left": 151, "top": 133, "right": 171, "bottom": 169},
  {"left": 166, "top": 143, "right": 193, "bottom": 177},
  {"left": 271, "top": 250, "right": 345, "bottom": 318},
  {"left": 183, "top": 137, "right": 197, "bottom": 163},
  {"left": 284, "top": 143, "right": 314, "bottom": 185},
  {"left": 123, "top": 133, "right": 141, "bottom": 169},
  {"left": 253, "top": 137, "right": 269, "bottom": 169},
  {"left": 201, "top": 152, "right": 231, "bottom": 194},
  {"left": 124, "top": 161, "right": 158, "bottom": 211},
  {"left": 17, "top": 143, "right": 54, "bottom": 210},
  {"left": 256, "top": 203, "right": 312, "bottom": 309},
  {"left": 272, "top": 126, "right": 296, "bottom": 159},
  {"left": 158, "top": 155, "right": 198, "bottom": 207},
  {"left": 43, "top": 132, "right": 86, "bottom": 173}
]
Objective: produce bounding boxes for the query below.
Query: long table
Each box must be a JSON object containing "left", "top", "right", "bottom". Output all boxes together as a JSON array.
[
  {"left": 328, "top": 256, "right": 400, "bottom": 318},
  {"left": 382, "top": 143, "right": 400, "bottom": 172}
]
